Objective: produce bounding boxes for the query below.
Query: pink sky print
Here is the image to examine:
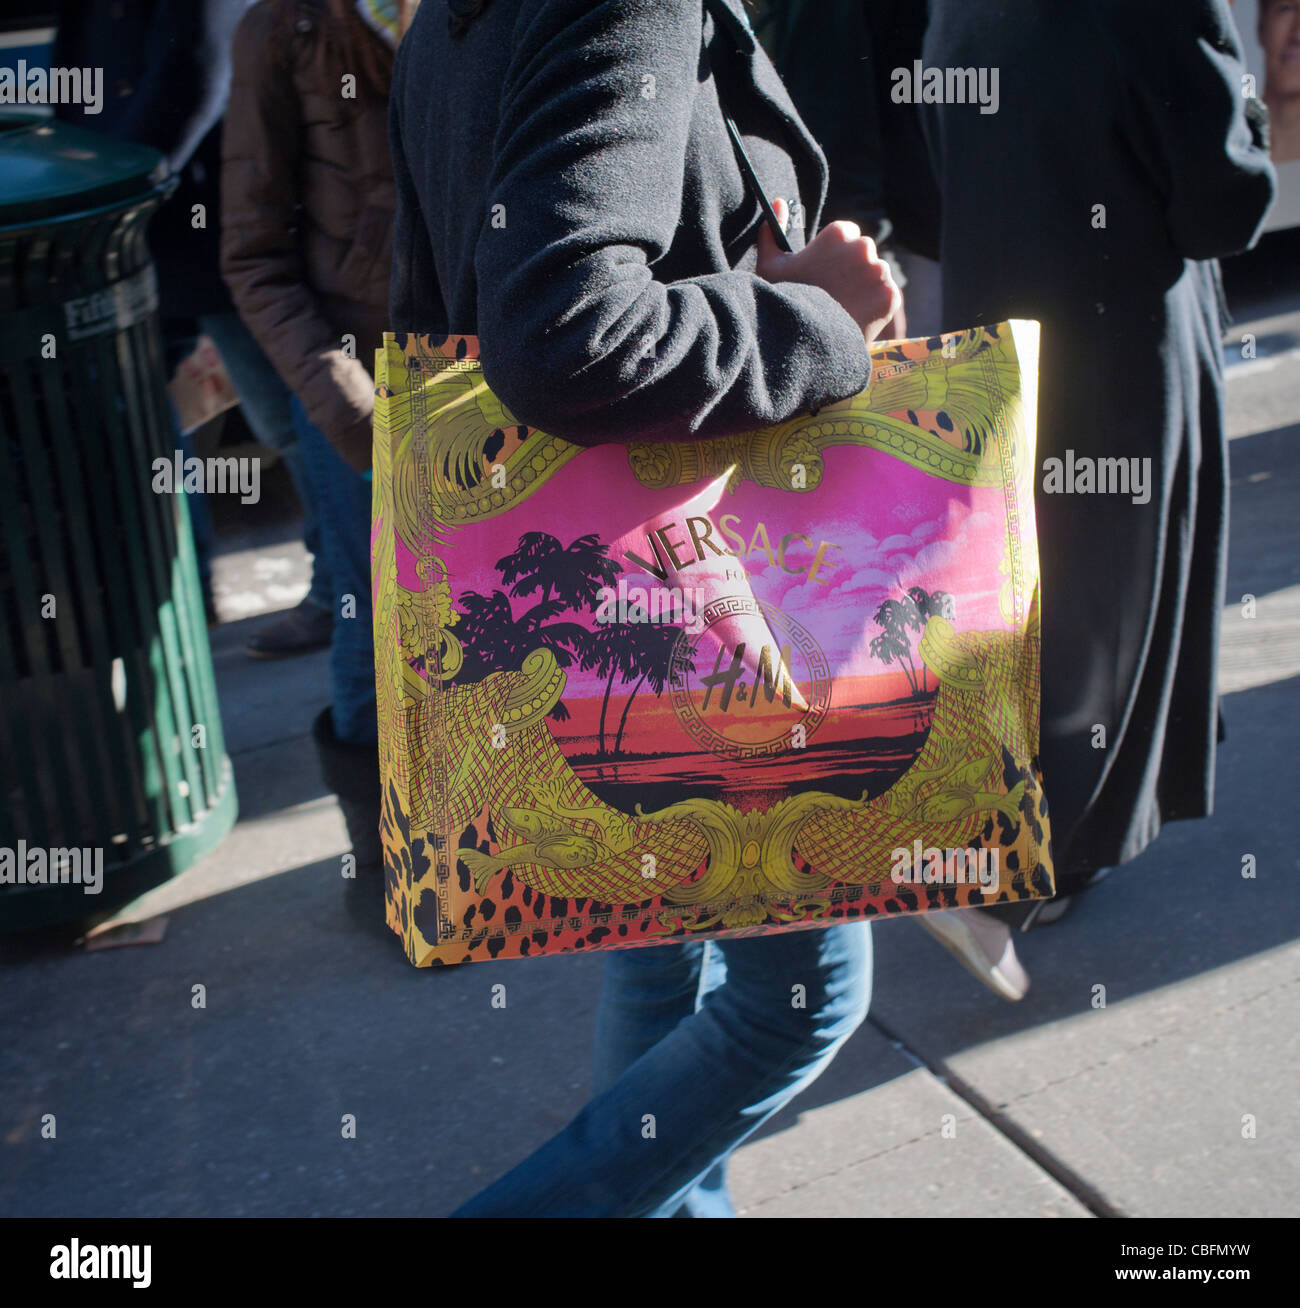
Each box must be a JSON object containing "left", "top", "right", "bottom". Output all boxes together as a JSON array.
[{"left": 429, "top": 441, "right": 1013, "bottom": 704}]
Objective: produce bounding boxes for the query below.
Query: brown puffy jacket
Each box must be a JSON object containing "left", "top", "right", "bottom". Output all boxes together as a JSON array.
[{"left": 220, "top": 0, "right": 394, "bottom": 472}]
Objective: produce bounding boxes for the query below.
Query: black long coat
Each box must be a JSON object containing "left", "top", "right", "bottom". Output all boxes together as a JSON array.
[
  {"left": 921, "top": 0, "right": 1276, "bottom": 887},
  {"left": 388, "top": 0, "right": 871, "bottom": 447},
  {"left": 756, "top": 0, "right": 940, "bottom": 260}
]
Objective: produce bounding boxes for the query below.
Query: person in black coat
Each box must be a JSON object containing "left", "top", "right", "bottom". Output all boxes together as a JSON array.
[
  {"left": 390, "top": 0, "right": 899, "bottom": 1218},
  {"left": 757, "top": 0, "right": 942, "bottom": 333},
  {"left": 390, "top": 0, "right": 899, "bottom": 443},
  {"left": 917, "top": 1, "right": 1275, "bottom": 962}
]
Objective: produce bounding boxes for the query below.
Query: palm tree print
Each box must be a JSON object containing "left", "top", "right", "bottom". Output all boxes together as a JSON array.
[
  {"left": 498, "top": 531, "right": 618, "bottom": 609},
  {"left": 903, "top": 586, "right": 954, "bottom": 693},
  {"left": 612, "top": 622, "right": 682, "bottom": 756},
  {"left": 581, "top": 622, "right": 625, "bottom": 755},
  {"left": 869, "top": 598, "right": 921, "bottom": 695},
  {"left": 868, "top": 587, "right": 955, "bottom": 695},
  {"left": 456, "top": 530, "right": 696, "bottom": 750},
  {"left": 457, "top": 531, "right": 616, "bottom": 722}
]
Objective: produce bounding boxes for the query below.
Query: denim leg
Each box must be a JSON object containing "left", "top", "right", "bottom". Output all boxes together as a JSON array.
[
  {"left": 451, "top": 919, "right": 873, "bottom": 1218},
  {"left": 200, "top": 312, "right": 331, "bottom": 610},
  {"left": 279, "top": 444, "right": 331, "bottom": 611},
  {"left": 590, "top": 939, "right": 731, "bottom": 1217},
  {"left": 644, "top": 921, "right": 871, "bottom": 1218},
  {"left": 671, "top": 940, "right": 732, "bottom": 1217},
  {"left": 290, "top": 396, "right": 377, "bottom": 745},
  {"left": 591, "top": 940, "right": 707, "bottom": 1095}
]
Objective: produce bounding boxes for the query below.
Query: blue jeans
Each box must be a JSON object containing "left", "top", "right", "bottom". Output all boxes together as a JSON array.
[
  {"left": 452, "top": 919, "right": 873, "bottom": 1217},
  {"left": 290, "top": 395, "right": 377, "bottom": 746},
  {"left": 199, "top": 311, "right": 331, "bottom": 612}
]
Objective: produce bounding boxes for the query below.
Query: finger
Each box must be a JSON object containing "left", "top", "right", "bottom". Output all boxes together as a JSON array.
[{"left": 820, "top": 219, "right": 863, "bottom": 244}]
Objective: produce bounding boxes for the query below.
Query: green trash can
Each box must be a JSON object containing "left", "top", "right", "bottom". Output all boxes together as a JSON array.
[{"left": 0, "top": 115, "right": 237, "bottom": 932}]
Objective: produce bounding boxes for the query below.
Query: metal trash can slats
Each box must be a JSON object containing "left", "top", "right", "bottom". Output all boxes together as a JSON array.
[{"left": 0, "top": 115, "right": 236, "bottom": 930}]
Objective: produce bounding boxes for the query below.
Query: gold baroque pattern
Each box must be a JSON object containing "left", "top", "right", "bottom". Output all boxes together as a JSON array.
[{"left": 381, "top": 328, "right": 1022, "bottom": 529}]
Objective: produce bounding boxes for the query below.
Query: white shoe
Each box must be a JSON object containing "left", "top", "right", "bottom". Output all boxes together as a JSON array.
[{"left": 917, "top": 909, "right": 1030, "bottom": 1001}]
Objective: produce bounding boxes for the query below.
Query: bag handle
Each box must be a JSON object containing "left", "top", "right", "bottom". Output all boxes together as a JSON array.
[{"left": 721, "top": 115, "right": 794, "bottom": 253}]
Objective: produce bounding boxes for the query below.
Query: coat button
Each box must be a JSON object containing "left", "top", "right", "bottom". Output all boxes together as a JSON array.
[{"left": 296, "top": 15, "right": 312, "bottom": 32}]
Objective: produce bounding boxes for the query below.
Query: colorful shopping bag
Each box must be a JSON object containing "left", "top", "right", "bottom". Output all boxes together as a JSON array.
[{"left": 371, "top": 323, "right": 1053, "bottom": 966}]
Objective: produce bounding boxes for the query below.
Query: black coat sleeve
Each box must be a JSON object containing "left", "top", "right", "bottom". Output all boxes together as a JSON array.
[
  {"left": 1115, "top": 0, "right": 1276, "bottom": 261},
  {"left": 472, "top": 0, "right": 871, "bottom": 448},
  {"left": 388, "top": 45, "right": 448, "bottom": 336}
]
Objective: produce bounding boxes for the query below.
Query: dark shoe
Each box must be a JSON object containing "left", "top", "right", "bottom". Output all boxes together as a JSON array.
[
  {"left": 312, "top": 707, "right": 389, "bottom": 939},
  {"left": 246, "top": 598, "right": 333, "bottom": 659}
]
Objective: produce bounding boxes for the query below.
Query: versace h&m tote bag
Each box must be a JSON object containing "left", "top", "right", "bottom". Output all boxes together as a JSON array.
[{"left": 371, "top": 323, "right": 1053, "bottom": 965}]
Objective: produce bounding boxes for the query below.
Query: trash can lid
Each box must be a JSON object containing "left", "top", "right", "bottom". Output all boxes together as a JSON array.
[{"left": 0, "top": 114, "right": 168, "bottom": 226}]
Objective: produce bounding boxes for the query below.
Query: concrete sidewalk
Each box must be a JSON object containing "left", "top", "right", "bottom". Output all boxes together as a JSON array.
[{"left": 1, "top": 331, "right": 1296, "bottom": 1220}]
